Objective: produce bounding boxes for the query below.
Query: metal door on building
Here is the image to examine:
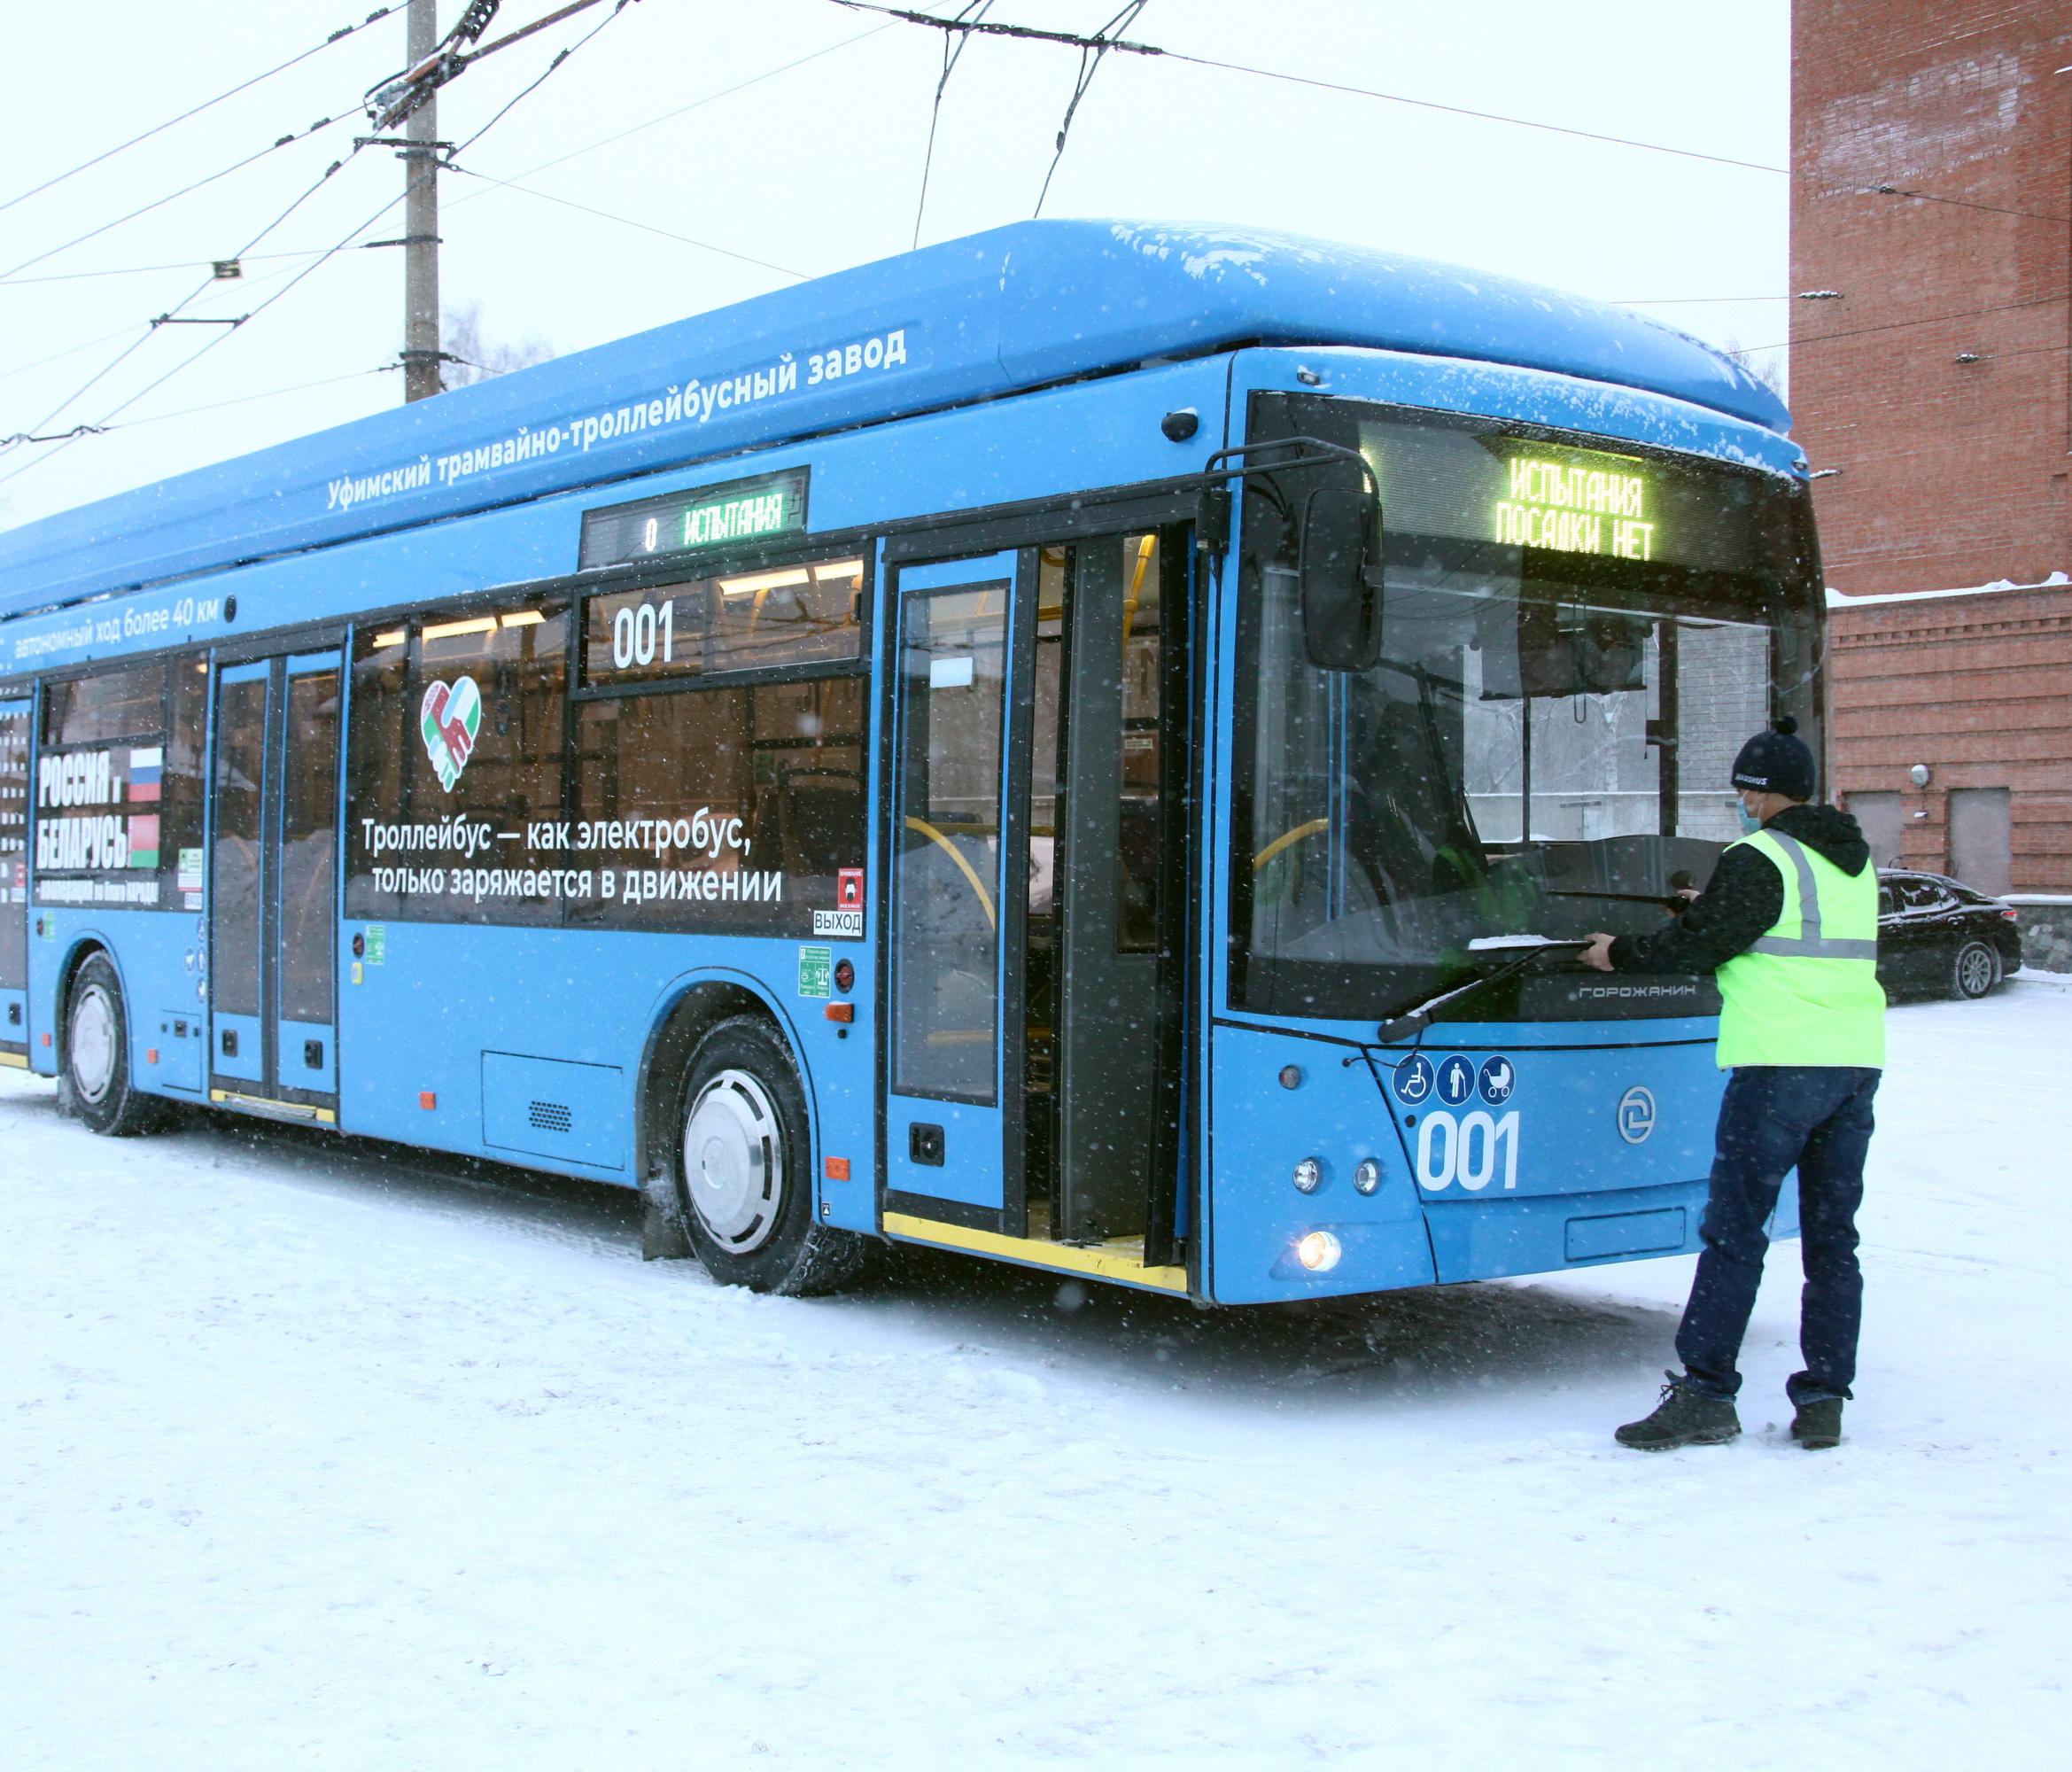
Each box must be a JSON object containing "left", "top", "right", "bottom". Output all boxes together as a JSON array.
[
  {"left": 1848, "top": 790, "right": 1903, "bottom": 869},
  {"left": 207, "top": 652, "right": 343, "bottom": 1119},
  {"left": 1950, "top": 786, "right": 2012, "bottom": 896}
]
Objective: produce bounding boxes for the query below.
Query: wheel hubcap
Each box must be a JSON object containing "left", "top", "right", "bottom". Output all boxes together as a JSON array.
[
  {"left": 682, "top": 1069, "right": 784, "bottom": 1255},
  {"left": 70, "top": 984, "right": 117, "bottom": 1105},
  {"left": 1959, "top": 948, "right": 1993, "bottom": 994}
]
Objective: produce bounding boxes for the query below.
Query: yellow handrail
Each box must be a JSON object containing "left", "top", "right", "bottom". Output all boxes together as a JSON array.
[
  {"left": 904, "top": 815, "right": 997, "bottom": 930},
  {"left": 1122, "top": 532, "right": 1157, "bottom": 643},
  {"left": 1253, "top": 817, "right": 1331, "bottom": 871}
]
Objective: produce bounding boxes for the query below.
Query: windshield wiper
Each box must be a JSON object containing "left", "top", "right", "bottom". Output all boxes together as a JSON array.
[
  {"left": 1547, "top": 889, "right": 1694, "bottom": 911},
  {"left": 1373, "top": 937, "right": 1587, "bottom": 1044}
]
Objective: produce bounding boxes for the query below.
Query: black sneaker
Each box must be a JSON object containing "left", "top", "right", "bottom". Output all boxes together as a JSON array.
[
  {"left": 1790, "top": 1396, "right": 1843, "bottom": 1449},
  {"left": 1615, "top": 1373, "right": 1742, "bottom": 1450}
]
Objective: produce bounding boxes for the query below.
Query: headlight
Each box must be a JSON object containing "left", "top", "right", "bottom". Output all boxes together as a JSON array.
[
  {"left": 1295, "top": 1230, "right": 1343, "bottom": 1272},
  {"left": 1292, "top": 1156, "right": 1323, "bottom": 1193}
]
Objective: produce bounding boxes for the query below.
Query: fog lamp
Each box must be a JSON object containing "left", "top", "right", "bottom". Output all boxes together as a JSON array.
[
  {"left": 1292, "top": 1156, "right": 1323, "bottom": 1194},
  {"left": 1353, "top": 1158, "right": 1382, "bottom": 1195},
  {"left": 1295, "top": 1230, "right": 1343, "bottom": 1272}
]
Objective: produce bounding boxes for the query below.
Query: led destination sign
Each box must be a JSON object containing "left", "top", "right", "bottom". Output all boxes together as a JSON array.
[
  {"left": 1493, "top": 454, "right": 1656, "bottom": 561},
  {"left": 579, "top": 468, "right": 809, "bottom": 571}
]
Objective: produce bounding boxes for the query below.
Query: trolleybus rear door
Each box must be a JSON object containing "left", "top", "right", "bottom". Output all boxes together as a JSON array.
[
  {"left": 0, "top": 697, "right": 28, "bottom": 1065},
  {"left": 207, "top": 651, "right": 341, "bottom": 1119},
  {"left": 882, "top": 552, "right": 1027, "bottom": 1229}
]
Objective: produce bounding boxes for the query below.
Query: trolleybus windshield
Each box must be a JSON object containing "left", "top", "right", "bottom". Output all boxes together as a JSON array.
[{"left": 1234, "top": 396, "right": 1822, "bottom": 1022}]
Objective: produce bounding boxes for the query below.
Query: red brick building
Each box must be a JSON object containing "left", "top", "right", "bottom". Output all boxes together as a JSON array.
[{"left": 1791, "top": 0, "right": 2072, "bottom": 891}]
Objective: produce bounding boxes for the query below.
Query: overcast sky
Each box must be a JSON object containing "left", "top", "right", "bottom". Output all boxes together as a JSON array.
[{"left": 0, "top": 0, "right": 1793, "bottom": 532}]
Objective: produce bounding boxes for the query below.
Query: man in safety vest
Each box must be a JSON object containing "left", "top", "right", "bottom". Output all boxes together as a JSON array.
[{"left": 1579, "top": 717, "right": 1884, "bottom": 1452}]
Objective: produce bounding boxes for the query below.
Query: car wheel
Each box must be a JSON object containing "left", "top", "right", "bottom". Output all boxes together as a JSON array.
[
  {"left": 673, "top": 1014, "right": 868, "bottom": 1295},
  {"left": 1951, "top": 940, "right": 1999, "bottom": 1000},
  {"left": 57, "top": 952, "right": 171, "bottom": 1136}
]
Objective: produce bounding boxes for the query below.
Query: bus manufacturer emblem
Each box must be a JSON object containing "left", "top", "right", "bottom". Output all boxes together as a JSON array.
[
  {"left": 1617, "top": 1085, "right": 1657, "bottom": 1145},
  {"left": 419, "top": 676, "right": 482, "bottom": 791}
]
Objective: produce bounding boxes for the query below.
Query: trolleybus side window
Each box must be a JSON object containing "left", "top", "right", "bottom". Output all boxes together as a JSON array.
[
  {"left": 344, "top": 602, "right": 570, "bottom": 926},
  {"left": 34, "top": 658, "right": 205, "bottom": 913},
  {"left": 569, "top": 673, "right": 865, "bottom": 935},
  {"left": 43, "top": 663, "right": 164, "bottom": 747},
  {"left": 584, "top": 555, "right": 864, "bottom": 687}
]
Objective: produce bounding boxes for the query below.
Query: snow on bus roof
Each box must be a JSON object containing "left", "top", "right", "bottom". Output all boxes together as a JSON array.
[{"left": 0, "top": 218, "right": 1790, "bottom": 621}]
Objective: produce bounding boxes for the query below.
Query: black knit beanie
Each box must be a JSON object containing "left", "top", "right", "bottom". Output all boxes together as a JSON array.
[{"left": 1730, "top": 716, "right": 1815, "bottom": 801}]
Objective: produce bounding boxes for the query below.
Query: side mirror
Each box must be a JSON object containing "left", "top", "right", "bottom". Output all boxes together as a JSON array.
[{"left": 1299, "top": 486, "right": 1383, "bottom": 672}]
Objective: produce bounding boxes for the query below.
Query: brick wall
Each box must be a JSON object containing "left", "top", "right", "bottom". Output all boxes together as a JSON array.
[
  {"left": 1792, "top": 0, "right": 2070, "bottom": 594},
  {"left": 1826, "top": 584, "right": 2072, "bottom": 890},
  {"left": 1793, "top": 0, "right": 2072, "bottom": 886}
]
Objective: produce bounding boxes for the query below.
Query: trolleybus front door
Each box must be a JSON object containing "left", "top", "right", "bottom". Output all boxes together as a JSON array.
[
  {"left": 883, "top": 552, "right": 1025, "bottom": 1227},
  {"left": 1044, "top": 532, "right": 1172, "bottom": 1247},
  {"left": 207, "top": 651, "right": 342, "bottom": 1120},
  {"left": 0, "top": 697, "right": 28, "bottom": 1066}
]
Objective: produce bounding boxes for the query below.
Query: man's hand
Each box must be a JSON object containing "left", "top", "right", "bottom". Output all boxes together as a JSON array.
[{"left": 1580, "top": 933, "right": 1617, "bottom": 972}]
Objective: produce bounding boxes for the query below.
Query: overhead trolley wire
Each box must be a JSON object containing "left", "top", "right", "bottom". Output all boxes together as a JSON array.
[
  {"left": 445, "top": 165, "right": 811, "bottom": 277},
  {"left": 826, "top": 1, "right": 2072, "bottom": 229},
  {"left": 0, "top": 111, "right": 361, "bottom": 287},
  {"left": 1, "top": 136, "right": 401, "bottom": 478},
  {"left": 3, "top": 2, "right": 659, "bottom": 484},
  {"left": 911, "top": 3, "right": 996, "bottom": 248},
  {"left": 446, "top": 0, "right": 643, "bottom": 159},
  {"left": 0, "top": 7, "right": 399, "bottom": 221},
  {"left": 1033, "top": 2, "right": 1147, "bottom": 219},
  {"left": 0, "top": 248, "right": 338, "bottom": 289},
  {"left": 0, "top": 174, "right": 414, "bottom": 492},
  {"left": 1734, "top": 290, "right": 2072, "bottom": 358},
  {"left": 451, "top": 18, "right": 892, "bottom": 195}
]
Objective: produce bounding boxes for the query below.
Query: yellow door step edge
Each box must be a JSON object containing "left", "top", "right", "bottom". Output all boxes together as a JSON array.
[{"left": 882, "top": 1210, "right": 1188, "bottom": 1294}]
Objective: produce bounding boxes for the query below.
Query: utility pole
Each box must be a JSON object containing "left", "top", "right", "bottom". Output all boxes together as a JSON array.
[{"left": 401, "top": 0, "right": 443, "bottom": 402}]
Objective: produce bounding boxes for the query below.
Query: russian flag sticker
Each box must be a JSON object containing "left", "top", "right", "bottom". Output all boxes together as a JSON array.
[{"left": 128, "top": 746, "right": 163, "bottom": 804}]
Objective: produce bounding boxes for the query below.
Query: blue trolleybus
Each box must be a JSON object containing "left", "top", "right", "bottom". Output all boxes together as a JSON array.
[{"left": 0, "top": 221, "right": 1820, "bottom": 1302}]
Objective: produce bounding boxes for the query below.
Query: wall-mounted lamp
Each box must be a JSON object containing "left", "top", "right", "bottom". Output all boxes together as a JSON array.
[
  {"left": 1797, "top": 289, "right": 1844, "bottom": 300},
  {"left": 1909, "top": 764, "right": 1932, "bottom": 789}
]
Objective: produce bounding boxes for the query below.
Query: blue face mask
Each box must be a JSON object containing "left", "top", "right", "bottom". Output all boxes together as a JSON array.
[{"left": 1737, "top": 803, "right": 1762, "bottom": 835}]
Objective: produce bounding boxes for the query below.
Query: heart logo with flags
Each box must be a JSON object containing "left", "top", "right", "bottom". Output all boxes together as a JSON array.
[{"left": 419, "top": 675, "right": 482, "bottom": 791}]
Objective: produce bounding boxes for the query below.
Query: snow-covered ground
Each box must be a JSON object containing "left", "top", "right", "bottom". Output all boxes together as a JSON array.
[{"left": 5, "top": 982, "right": 2068, "bottom": 1769}]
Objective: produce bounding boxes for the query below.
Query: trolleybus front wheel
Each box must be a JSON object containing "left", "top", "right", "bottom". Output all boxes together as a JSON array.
[
  {"left": 58, "top": 952, "right": 169, "bottom": 1137},
  {"left": 673, "top": 1014, "right": 867, "bottom": 1295}
]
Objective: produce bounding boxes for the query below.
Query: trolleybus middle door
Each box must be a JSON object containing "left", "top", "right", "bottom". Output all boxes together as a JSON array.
[{"left": 207, "top": 650, "right": 342, "bottom": 1120}]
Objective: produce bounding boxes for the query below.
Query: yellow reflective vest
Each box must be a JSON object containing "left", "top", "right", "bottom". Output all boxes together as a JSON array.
[{"left": 1715, "top": 827, "right": 1887, "bottom": 1070}]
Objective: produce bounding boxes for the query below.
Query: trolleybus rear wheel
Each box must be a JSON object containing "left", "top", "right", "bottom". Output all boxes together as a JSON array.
[
  {"left": 673, "top": 1014, "right": 867, "bottom": 1295},
  {"left": 58, "top": 952, "right": 168, "bottom": 1137}
]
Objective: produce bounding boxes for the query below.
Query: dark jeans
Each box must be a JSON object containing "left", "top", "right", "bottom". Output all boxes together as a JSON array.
[{"left": 1676, "top": 1065, "right": 1880, "bottom": 1403}]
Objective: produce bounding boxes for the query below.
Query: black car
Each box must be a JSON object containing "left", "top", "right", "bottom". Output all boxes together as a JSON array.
[{"left": 1876, "top": 869, "right": 2024, "bottom": 999}]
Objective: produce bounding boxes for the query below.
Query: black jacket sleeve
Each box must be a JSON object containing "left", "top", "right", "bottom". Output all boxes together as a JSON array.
[{"left": 1607, "top": 845, "right": 1782, "bottom": 975}]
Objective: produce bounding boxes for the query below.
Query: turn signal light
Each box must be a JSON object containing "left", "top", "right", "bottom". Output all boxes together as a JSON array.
[{"left": 824, "top": 1001, "right": 854, "bottom": 1023}]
